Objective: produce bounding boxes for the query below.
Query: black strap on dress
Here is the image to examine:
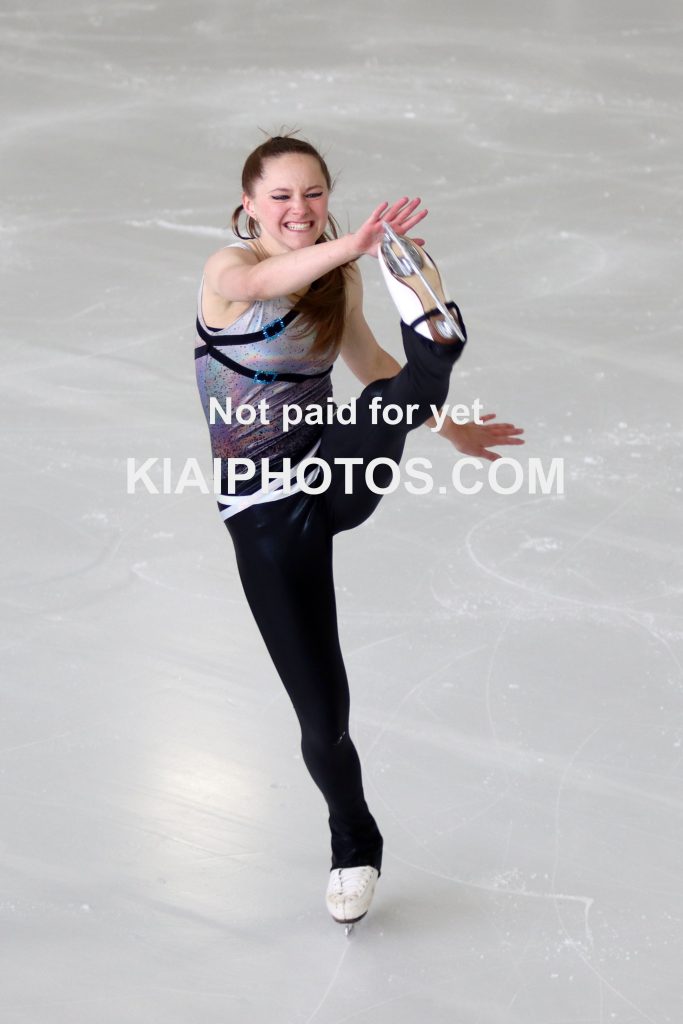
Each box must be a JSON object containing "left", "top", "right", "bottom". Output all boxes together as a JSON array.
[{"left": 194, "top": 311, "right": 332, "bottom": 384}]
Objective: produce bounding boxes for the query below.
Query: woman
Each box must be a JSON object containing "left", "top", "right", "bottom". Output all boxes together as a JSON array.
[{"left": 194, "top": 133, "right": 523, "bottom": 929}]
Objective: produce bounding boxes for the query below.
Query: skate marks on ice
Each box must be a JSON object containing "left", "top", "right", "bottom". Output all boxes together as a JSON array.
[
  {"left": 347, "top": 482, "right": 681, "bottom": 1020},
  {"left": 3, "top": 0, "right": 683, "bottom": 1021}
]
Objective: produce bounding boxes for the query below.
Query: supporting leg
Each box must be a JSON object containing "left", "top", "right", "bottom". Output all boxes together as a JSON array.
[{"left": 225, "top": 493, "right": 383, "bottom": 873}]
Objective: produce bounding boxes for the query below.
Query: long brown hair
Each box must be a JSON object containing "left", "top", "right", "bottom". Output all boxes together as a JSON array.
[{"left": 231, "top": 133, "right": 352, "bottom": 358}]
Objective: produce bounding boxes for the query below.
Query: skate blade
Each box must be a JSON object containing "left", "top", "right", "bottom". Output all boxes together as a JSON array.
[
  {"left": 332, "top": 909, "right": 367, "bottom": 936},
  {"left": 381, "top": 223, "right": 466, "bottom": 343}
]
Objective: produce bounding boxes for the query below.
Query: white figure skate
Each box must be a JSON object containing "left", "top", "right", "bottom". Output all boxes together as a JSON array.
[
  {"left": 325, "top": 866, "right": 379, "bottom": 937},
  {"left": 379, "top": 222, "right": 467, "bottom": 344}
]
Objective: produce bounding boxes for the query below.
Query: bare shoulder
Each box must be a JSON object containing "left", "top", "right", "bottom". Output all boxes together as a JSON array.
[
  {"left": 200, "top": 244, "right": 261, "bottom": 327},
  {"left": 203, "top": 243, "right": 257, "bottom": 293}
]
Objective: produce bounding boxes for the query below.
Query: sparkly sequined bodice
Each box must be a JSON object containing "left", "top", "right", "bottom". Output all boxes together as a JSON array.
[{"left": 194, "top": 242, "right": 336, "bottom": 471}]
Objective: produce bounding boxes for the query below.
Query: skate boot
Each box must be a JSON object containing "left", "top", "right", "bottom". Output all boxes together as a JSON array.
[
  {"left": 325, "top": 865, "right": 379, "bottom": 936},
  {"left": 379, "top": 222, "right": 467, "bottom": 345}
]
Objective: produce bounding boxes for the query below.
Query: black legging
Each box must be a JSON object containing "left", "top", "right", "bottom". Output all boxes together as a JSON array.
[{"left": 224, "top": 319, "right": 466, "bottom": 875}]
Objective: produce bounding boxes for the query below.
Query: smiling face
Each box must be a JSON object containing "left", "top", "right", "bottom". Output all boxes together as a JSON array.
[{"left": 242, "top": 153, "right": 330, "bottom": 255}]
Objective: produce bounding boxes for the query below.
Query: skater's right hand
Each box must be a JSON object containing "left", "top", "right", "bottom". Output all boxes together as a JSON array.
[{"left": 352, "top": 197, "right": 428, "bottom": 258}]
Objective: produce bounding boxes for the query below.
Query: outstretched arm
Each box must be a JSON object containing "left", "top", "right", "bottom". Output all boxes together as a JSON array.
[{"left": 205, "top": 197, "right": 428, "bottom": 305}]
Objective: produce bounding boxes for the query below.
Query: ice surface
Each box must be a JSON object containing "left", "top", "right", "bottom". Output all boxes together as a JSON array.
[{"left": 1, "top": 1, "right": 682, "bottom": 1021}]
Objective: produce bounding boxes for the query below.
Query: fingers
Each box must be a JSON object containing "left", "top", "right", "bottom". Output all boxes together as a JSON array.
[
  {"left": 383, "top": 197, "right": 427, "bottom": 226},
  {"left": 480, "top": 414, "right": 524, "bottom": 431},
  {"left": 383, "top": 196, "right": 417, "bottom": 219},
  {"left": 399, "top": 209, "right": 429, "bottom": 232},
  {"left": 370, "top": 201, "right": 389, "bottom": 222},
  {"left": 480, "top": 436, "right": 525, "bottom": 447},
  {"left": 479, "top": 416, "right": 525, "bottom": 439},
  {"left": 366, "top": 196, "right": 429, "bottom": 248}
]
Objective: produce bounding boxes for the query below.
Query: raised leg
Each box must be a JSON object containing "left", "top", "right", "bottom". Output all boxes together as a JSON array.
[{"left": 321, "top": 319, "right": 465, "bottom": 534}]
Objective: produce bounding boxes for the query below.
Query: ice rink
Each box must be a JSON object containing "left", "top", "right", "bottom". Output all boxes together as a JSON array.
[{"left": 2, "top": 1, "right": 682, "bottom": 1021}]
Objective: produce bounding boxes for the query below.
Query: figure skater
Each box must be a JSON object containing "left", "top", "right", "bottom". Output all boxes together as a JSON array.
[{"left": 194, "top": 133, "right": 524, "bottom": 932}]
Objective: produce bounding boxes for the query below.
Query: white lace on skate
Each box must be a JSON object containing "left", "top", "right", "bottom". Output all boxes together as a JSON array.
[{"left": 325, "top": 865, "right": 379, "bottom": 924}]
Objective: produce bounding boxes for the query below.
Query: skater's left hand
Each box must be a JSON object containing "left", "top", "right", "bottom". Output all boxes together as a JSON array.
[{"left": 442, "top": 414, "right": 525, "bottom": 462}]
